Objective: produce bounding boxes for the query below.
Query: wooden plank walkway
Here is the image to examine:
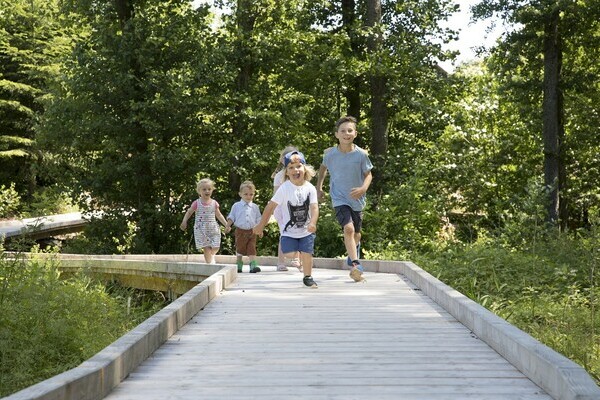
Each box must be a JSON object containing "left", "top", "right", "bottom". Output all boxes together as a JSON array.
[
  {"left": 104, "top": 267, "right": 552, "bottom": 400},
  {"left": 0, "top": 212, "right": 86, "bottom": 239}
]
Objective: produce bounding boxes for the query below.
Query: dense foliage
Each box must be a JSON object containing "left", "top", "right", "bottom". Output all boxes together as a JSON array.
[
  {"left": 0, "top": 0, "right": 72, "bottom": 203},
  {"left": 32, "top": 0, "right": 459, "bottom": 254},
  {"left": 0, "top": 249, "right": 168, "bottom": 396}
]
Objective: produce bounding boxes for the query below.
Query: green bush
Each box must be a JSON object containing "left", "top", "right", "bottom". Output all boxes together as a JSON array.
[
  {"left": 0, "top": 250, "right": 167, "bottom": 396},
  {"left": 0, "top": 184, "right": 79, "bottom": 220},
  {"left": 21, "top": 187, "right": 77, "bottom": 217},
  {"left": 0, "top": 184, "right": 21, "bottom": 219},
  {"left": 414, "top": 231, "right": 600, "bottom": 384}
]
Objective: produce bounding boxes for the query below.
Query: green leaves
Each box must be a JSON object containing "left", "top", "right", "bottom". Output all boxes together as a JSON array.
[{"left": 0, "top": 252, "right": 167, "bottom": 396}]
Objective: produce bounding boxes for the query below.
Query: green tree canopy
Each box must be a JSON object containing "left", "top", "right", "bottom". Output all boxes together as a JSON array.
[{"left": 0, "top": 0, "right": 70, "bottom": 199}]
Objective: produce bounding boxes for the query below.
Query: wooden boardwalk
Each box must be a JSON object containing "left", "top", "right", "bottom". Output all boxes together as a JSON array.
[
  {"left": 104, "top": 267, "right": 552, "bottom": 400},
  {"left": 0, "top": 212, "right": 86, "bottom": 239}
]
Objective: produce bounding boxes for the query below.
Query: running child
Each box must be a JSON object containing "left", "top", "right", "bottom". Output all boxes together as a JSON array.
[
  {"left": 316, "top": 116, "right": 373, "bottom": 282},
  {"left": 272, "top": 145, "right": 302, "bottom": 271},
  {"left": 254, "top": 151, "right": 319, "bottom": 288}
]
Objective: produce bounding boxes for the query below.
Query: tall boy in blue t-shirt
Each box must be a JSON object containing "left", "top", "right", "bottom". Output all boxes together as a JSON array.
[{"left": 316, "top": 116, "right": 373, "bottom": 282}]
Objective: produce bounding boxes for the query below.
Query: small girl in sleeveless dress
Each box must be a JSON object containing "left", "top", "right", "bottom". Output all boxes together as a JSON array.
[{"left": 180, "top": 178, "right": 228, "bottom": 264}]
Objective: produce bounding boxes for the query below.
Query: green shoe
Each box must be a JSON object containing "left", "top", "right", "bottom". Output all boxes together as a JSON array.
[
  {"left": 249, "top": 260, "right": 261, "bottom": 273},
  {"left": 237, "top": 260, "right": 243, "bottom": 273}
]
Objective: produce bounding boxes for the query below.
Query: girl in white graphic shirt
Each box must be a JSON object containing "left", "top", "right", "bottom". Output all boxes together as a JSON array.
[
  {"left": 254, "top": 151, "right": 319, "bottom": 288},
  {"left": 271, "top": 145, "right": 302, "bottom": 271}
]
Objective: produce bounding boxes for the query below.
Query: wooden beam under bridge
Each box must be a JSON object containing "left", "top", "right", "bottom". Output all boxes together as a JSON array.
[{"left": 23, "top": 253, "right": 225, "bottom": 298}]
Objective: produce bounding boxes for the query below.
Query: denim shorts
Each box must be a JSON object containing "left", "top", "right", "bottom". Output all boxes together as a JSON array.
[{"left": 280, "top": 233, "right": 315, "bottom": 255}]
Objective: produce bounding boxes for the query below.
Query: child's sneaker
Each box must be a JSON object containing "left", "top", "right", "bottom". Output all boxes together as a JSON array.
[
  {"left": 303, "top": 275, "right": 318, "bottom": 288},
  {"left": 349, "top": 260, "right": 364, "bottom": 282},
  {"left": 237, "top": 260, "right": 243, "bottom": 273},
  {"left": 249, "top": 260, "right": 261, "bottom": 273},
  {"left": 346, "top": 242, "right": 361, "bottom": 266},
  {"left": 277, "top": 264, "right": 288, "bottom": 271}
]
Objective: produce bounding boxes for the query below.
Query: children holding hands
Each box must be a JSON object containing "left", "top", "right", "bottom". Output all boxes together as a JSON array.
[{"left": 182, "top": 145, "right": 338, "bottom": 288}]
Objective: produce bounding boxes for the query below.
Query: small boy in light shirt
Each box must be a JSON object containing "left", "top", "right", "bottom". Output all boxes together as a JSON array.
[{"left": 225, "top": 181, "right": 262, "bottom": 273}]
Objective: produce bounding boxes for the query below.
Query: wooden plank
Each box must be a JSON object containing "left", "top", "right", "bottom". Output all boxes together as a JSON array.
[{"left": 103, "top": 268, "right": 553, "bottom": 400}]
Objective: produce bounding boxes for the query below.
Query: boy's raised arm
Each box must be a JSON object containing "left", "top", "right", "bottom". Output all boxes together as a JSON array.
[{"left": 316, "top": 164, "right": 328, "bottom": 201}]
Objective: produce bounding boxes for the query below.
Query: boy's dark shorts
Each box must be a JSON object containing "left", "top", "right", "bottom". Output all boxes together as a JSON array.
[
  {"left": 234, "top": 228, "right": 257, "bottom": 256},
  {"left": 280, "top": 233, "right": 315, "bottom": 255},
  {"left": 335, "top": 205, "right": 363, "bottom": 232}
]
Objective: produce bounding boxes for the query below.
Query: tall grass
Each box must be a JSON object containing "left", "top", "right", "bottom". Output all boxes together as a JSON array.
[
  {"left": 0, "top": 249, "right": 168, "bottom": 397},
  {"left": 412, "top": 230, "right": 600, "bottom": 384}
]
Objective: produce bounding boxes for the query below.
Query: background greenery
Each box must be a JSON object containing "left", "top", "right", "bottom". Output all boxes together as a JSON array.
[
  {"left": 0, "top": 249, "right": 168, "bottom": 396},
  {"left": 1, "top": 0, "right": 598, "bottom": 392}
]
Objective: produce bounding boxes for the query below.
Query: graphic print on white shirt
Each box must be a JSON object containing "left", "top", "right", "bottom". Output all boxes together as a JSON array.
[
  {"left": 271, "top": 180, "right": 317, "bottom": 239},
  {"left": 283, "top": 195, "right": 310, "bottom": 232}
]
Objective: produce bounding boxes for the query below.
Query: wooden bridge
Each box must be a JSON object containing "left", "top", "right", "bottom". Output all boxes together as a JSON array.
[
  {"left": 0, "top": 212, "right": 87, "bottom": 240},
  {"left": 3, "top": 251, "right": 600, "bottom": 400}
]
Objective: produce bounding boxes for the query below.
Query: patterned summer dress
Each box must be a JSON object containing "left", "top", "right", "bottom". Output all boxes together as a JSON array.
[{"left": 193, "top": 198, "right": 221, "bottom": 249}]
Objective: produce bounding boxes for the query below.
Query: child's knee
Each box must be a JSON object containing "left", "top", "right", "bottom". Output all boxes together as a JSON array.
[{"left": 343, "top": 223, "right": 355, "bottom": 236}]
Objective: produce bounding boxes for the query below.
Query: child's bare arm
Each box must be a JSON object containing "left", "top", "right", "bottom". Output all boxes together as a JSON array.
[
  {"left": 253, "top": 201, "right": 277, "bottom": 236},
  {"left": 350, "top": 170, "right": 373, "bottom": 199},
  {"left": 307, "top": 203, "right": 319, "bottom": 233},
  {"left": 316, "top": 164, "right": 328, "bottom": 201},
  {"left": 225, "top": 217, "right": 234, "bottom": 234},
  {"left": 180, "top": 208, "right": 194, "bottom": 231},
  {"left": 215, "top": 208, "right": 228, "bottom": 228}
]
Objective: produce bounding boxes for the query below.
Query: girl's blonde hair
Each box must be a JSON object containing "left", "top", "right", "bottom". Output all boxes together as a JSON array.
[
  {"left": 197, "top": 178, "right": 215, "bottom": 190},
  {"left": 283, "top": 162, "right": 316, "bottom": 182},
  {"left": 271, "top": 145, "right": 299, "bottom": 179}
]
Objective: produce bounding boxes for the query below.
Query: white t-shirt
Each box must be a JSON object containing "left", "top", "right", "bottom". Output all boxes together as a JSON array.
[
  {"left": 271, "top": 180, "right": 318, "bottom": 239},
  {"left": 273, "top": 169, "right": 285, "bottom": 190}
]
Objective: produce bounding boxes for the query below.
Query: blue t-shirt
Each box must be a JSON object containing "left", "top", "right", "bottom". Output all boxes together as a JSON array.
[{"left": 322, "top": 145, "right": 373, "bottom": 211}]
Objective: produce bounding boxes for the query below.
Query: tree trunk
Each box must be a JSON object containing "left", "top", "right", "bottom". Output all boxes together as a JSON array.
[
  {"left": 542, "top": 7, "right": 565, "bottom": 227},
  {"left": 229, "top": 0, "right": 256, "bottom": 193},
  {"left": 114, "top": 0, "right": 133, "bottom": 29},
  {"left": 115, "top": 0, "right": 159, "bottom": 252},
  {"left": 366, "top": 0, "right": 387, "bottom": 196},
  {"left": 342, "top": 0, "right": 361, "bottom": 120}
]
